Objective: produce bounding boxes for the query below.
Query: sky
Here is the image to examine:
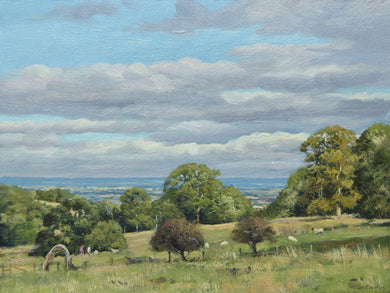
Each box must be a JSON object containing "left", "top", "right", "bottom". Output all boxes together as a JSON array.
[{"left": 0, "top": 0, "right": 389, "bottom": 178}]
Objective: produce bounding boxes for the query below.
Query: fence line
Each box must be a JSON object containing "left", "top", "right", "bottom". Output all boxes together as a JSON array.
[
  {"left": 1, "top": 264, "right": 28, "bottom": 276},
  {"left": 1, "top": 262, "right": 53, "bottom": 276},
  {"left": 0, "top": 258, "right": 122, "bottom": 276}
]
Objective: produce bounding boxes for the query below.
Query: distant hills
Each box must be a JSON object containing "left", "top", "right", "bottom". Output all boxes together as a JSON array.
[{"left": 0, "top": 176, "right": 287, "bottom": 203}]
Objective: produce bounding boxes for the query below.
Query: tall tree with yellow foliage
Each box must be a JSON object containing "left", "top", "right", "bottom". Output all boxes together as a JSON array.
[{"left": 296, "top": 125, "right": 360, "bottom": 216}]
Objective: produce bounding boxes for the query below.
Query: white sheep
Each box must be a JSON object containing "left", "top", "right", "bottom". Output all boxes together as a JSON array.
[
  {"left": 220, "top": 241, "right": 229, "bottom": 246},
  {"left": 312, "top": 228, "right": 324, "bottom": 235},
  {"left": 110, "top": 248, "right": 120, "bottom": 254},
  {"left": 204, "top": 242, "right": 210, "bottom": 249},
  {"left": 288, "top": 235, "right": 298, "bottom": 242}
]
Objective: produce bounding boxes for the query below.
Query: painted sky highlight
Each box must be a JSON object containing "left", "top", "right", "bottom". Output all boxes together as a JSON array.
[{"left": 1, "top": 0, "right": 389, "bottom": 178}]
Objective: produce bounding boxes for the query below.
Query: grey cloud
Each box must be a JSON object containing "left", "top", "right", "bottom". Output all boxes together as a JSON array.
[
  {"left": 0, "top": 60, "right": 244, "bottom": 120},
  {"left": 0, "top": 119, "right": 166, "bottom": 141},
  {"left": 42, "top": 1, "right": 118, "bottom": 22},
  {"left": 121, "top": 0, "right": 136, "bottom": 9},
  {"left": 139, "top": 1, "right": 390, "bottom": 51},
  {"left": 1, "top": 58, "right": 389, "bottom": 141},
  {"left": 149, "top": 120, "right": 247, "bottom": 144},
  {"left": 0, "top": 131, "right": 308, "bottom": 177},
  {"left": 228, "top": 42, "right": 390, "bottom": 93},
  {"left": 138, "top": 0, "right": 214, "bottom": 33},
  {"left": 139, "top": 0, "right": 265, "bottom": 33}
]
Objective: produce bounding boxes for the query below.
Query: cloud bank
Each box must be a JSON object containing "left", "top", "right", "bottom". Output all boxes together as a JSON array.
[{"left": 1, "top": 0, "right": 389, "bottom": 178}]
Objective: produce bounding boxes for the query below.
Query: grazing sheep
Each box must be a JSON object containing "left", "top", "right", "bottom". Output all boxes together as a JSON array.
[
  {"left": 312, "top": 228, "right": 324, "bottom": 235},
  {"left": 220, "top": 241, "right": 229, "bottom": 246},
  {"left": 111, "top": 248, "right": 120, "bottom": 254},
  {"left": 288, "top": 236, "right": 298, "bottom": 242},
  {"left": 204, "top": 242, "right": 209, "bottom": 249},
  {"left": 94, "top": 250, "right": 99, "bottom": 256}
]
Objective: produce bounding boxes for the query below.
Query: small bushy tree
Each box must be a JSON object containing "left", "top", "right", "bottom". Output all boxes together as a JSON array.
[
  {"left": 231, "top": 217, "right": 275, "bottom": 254},
  {"left": 150, "top": 218, "right": 204, "bottom": 261}
]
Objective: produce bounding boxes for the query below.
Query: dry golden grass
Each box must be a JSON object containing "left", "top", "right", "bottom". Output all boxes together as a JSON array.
[
  {"left": 1, "top": 215, "right": 389, "bottom": 293},
  {"left": 270, "top": 214, "right": 372, "bottom": 235}
]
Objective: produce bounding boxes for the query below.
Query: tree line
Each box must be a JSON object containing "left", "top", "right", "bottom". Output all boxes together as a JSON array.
[
  {"left": 0, "top": 163, "right": 253, "bottom": 255},
  {"left": 265, "top": 123, "right": 390, "bottom": 219}
]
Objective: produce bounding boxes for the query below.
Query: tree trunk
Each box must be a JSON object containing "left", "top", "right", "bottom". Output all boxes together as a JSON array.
[
  {"left": 180, "top": 251, "right": 187, "bottom": 261},
  {"left": 251, "top": 243, "right": 257, "bottom": 255},
  {"left": 336, "top": 206, "right": 341, "bottom": 217}
]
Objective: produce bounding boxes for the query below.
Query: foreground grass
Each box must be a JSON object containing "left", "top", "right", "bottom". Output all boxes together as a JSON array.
[{"left": 0, "top": 215, "right": 389, "bottom": 293}]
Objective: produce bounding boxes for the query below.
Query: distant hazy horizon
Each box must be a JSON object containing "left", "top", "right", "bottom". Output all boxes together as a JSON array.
[
  {"left": 0, "top": 176, "right": 287, "bottom": 203},
  {"left": 0, "top": 176, "right": 287, "bottom": 188}
]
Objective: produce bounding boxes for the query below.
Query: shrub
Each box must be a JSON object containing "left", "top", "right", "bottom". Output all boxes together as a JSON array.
[
  {"left": 150, "top": 218, "right": 204, "bottom": 261},
  {"left": 231, "top": 216, "right": 275, "bottom": 254}
]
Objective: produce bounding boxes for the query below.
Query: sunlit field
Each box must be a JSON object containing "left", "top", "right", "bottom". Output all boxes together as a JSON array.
[{"left": 1, "top": 215, "right": 389, "bottom": 293}]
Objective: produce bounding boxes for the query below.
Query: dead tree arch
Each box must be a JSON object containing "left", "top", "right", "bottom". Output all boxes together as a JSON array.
[{"left": 42, "top": 244, "right": 77, "bottom": 271}]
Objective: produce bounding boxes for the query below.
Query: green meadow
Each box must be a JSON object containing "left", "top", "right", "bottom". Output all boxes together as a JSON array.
[{"left": 0, "top": 215, "right": 389, "bottom": 293}]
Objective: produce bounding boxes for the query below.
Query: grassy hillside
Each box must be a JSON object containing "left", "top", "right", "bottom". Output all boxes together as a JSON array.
[{"left": 0, "top": 215, "right": 389, "bottom": 293}]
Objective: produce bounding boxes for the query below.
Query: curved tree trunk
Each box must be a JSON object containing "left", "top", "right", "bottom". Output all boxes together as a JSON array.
[
  {"left": 180, "top": 251, "right": 187, "bottom": 261},
  {"left": 42, "top": 244, "right": 77, "bottom": 271},
  {"left": 250, "top": 243, "right": 257, "bottom": 254}
]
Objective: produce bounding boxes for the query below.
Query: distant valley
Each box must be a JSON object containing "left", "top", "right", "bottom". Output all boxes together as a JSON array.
[{"left": 0, "top": 177, "right": 287, "bottom": 206}]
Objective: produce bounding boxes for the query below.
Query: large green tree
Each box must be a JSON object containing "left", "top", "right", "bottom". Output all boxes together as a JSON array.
[
  {"left": 297, "top": 125, "right": 360, "bottom": 215},
  {"left": 120, "top": 187, "right": 153, "bottom": 232},
  {"left": 86, "top": 220, "right": 127, "bottom": 251},
  {"left": 207, "top": 185, "right": 253, "bottom": 223},
  {"left": 353, "top": 123, "right": 390, "bottom": 218},
  {"left": 151, "top": 198, "right": 185, "bottom": 227},
  {"left": 162, "top": 163, "right": 252, "bottom": 224},
  {"left": 163, "top": 163, "right": 221, "bottom": 223}
]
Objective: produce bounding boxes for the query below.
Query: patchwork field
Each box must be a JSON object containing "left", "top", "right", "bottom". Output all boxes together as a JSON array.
[{"left": 0, "top": 215, "right": 389, "bottom": 293}]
